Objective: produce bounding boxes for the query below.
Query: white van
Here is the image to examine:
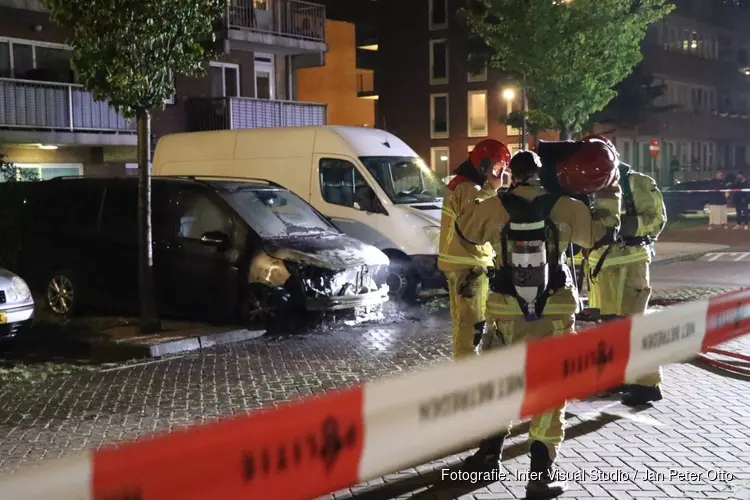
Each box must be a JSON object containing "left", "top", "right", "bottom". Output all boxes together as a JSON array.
[{"left": 152, "top": 126, "right": 447, "bottom": 299}]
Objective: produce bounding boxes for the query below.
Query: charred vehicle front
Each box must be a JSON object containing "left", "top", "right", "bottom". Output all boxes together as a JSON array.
[{"left": 0, "top": 177, "right": 389, "bottom": 328}]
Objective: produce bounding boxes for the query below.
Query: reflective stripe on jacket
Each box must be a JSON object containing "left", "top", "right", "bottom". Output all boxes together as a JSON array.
[{"left": 438, "top": 181, "right": 496, "bottom": 272}]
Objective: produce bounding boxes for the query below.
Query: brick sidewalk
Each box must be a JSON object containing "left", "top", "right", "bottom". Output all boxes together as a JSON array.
[{"left": 0, "top": 287, "right": 748, "bottom": 500}]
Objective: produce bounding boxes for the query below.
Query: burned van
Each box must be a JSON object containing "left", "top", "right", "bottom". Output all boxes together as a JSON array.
[{"left": 0, "top": 177, "right": 389, "bottom": 327}]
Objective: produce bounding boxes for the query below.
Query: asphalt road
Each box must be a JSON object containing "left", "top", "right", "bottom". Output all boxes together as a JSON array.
[{"left": 652, "top": 251, "right": 750, "bottom": 289}]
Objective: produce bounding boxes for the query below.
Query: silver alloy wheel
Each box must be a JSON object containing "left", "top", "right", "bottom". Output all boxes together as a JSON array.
[{"left": 46, "top": 275, "right": 75, "bottom": 315}]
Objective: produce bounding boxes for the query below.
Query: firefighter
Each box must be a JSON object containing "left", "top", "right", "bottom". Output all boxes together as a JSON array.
[
  {"left": 456, "top": 148, "right": 621, "bottom": 499},
  {"left": 585, "top": 136, "right": 667, "bottom": 406},
  {"left": 438, "top": 139, "right": 511, "bottom": 360}
]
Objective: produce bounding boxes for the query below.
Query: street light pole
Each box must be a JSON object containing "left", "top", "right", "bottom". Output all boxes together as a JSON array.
[{"left": 521, "top": 85, "right": 527, "bottom": 150}]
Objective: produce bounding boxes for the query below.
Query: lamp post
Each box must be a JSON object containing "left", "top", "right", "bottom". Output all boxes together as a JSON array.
[{"left": 502, "top": 86, "right": 527, "bottom": 150}]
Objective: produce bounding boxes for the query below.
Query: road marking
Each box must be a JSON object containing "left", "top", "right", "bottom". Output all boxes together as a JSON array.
[{"left": 700, "top": 252, "right": 750, "bottom": 263}]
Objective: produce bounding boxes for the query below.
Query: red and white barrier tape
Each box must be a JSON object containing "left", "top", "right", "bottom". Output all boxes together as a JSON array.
[{"left": 1, "top": 289, "right": 750, "bottom": 500}]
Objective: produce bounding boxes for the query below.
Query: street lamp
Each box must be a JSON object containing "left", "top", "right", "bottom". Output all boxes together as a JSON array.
[{"left": 502, "top": 88, "right": 516, "bottom": 101}]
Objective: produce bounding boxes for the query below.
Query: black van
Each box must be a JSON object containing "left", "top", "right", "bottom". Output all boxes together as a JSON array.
[{"left": 0, "top": 177, "right": 390, "bottom": 327}]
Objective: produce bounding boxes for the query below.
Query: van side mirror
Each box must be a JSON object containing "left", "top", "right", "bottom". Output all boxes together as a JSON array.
[
  {"left": 356, "top": 186, "right": 388, "bottom": 215},
  {"left": 200, "top": 230, "right": 230, "bottom": 249}
]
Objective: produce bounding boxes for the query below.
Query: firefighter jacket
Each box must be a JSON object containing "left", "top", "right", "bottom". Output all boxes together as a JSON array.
[
  {"left": 455, "top": 180, "right": 621, "bottom": 319},
  {"left": 588, "top": 170, "right": 666, "bottom": 272},
  {"left": 438, "top": 181, "right": 497, "bottom": 272}
]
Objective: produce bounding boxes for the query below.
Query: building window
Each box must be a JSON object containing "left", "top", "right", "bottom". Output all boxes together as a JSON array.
[
  {"left": 467, "top": 59, "right": 487, "bottom": 82},
  {"left": 430, "top": 93, "right": 449, "bottom": 139},
  {"left": 254, "top": 53, "right": 275, "bottom": 100},
  {"left": 467, "top": 90, "right": 488, "bottom": 137},
  {"left": 6, "top": 163, "right": 82, "bottom": 181},
  {"left": 429, "top": 39, "right": 449, "bottom": 85},
  {"left": 622, "top": 141, "right": 631, "bottom": 164},
  {"left": 430, "top": 147, "right": 450, "bottom": 180},
  {"left": 428, "top": 0, "right": 448, "bottom": 31},
  {"left": 0, "top": 37, "right": 74, "bottom": 82},
  {"left": 209, "top": 61, "right": 240, "bottom": 98}
]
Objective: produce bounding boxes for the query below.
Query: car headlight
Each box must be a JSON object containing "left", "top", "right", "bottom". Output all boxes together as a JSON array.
[
  {"left": 423, "top": 226, "right": 441, "bottom": 247},
  {"left": 11, "top": 276, "right": 31, "bottom": 301}
]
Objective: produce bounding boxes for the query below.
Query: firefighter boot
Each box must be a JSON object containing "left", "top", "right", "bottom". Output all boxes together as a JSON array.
[
  {"left": 621, "top": 384, "right": 663, "bottom": 407},
  {"left": 460, "top": 434, "right": 505, "bottom": 473},
  {"left": 525, "top": 441, "right": 567, "bottom": 499}
]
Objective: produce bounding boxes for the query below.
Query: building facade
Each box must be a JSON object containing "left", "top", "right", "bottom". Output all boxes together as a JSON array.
[
  {"left": 375, "top": 0, "right": 750, "bottom": 185},
  {"left": 606, "top": 0, "right": 750, "bottom": 184},
  {"left": 0, "top": 0, "right": 329, "bottom": 178},
  {"left": 374, "top": 0, "right": 559, "bottom": 181},
  {"left": 296, "top": 19, "right": 375, "bottom": 127}
]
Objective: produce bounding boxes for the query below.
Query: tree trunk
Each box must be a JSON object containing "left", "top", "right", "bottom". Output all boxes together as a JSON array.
[
  {"left": 559, "top": 125, "right": 572, "bottom": 141},
  {"left": 136, "top": 109, "right": 161, "bottom": 334}
]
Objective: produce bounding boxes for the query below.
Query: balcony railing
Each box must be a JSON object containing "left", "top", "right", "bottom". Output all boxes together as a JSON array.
[
  {"left": 0, "top": 78, "right": 135, "bottom": 133},
  {"left": 357, "top": 72, "right": 376, "bottom": 97},
  {"left": 187, "top": 97, "right": 327, "bottom": 131},
  {"left": 228, "top": 0, "right": 326, "bottom": 43}
]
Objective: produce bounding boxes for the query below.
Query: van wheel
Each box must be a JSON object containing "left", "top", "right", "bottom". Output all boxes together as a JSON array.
[
  {"left": 239, "top": 286, "right": 277, "bottom": 329},
  {"left": 45, "top": 269, "right": 80, "bottom": 316},
  {"left": 386, "top": 259, "right": 419, "bottom": 302}
]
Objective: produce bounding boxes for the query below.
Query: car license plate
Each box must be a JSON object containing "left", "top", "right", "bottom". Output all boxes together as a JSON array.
[{"left": 0, "top": 312, "right": 6, "bottom": 324}]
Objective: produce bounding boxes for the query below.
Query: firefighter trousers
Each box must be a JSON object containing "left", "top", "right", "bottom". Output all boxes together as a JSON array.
[
  {"left": 593, "top": 261, "right": 661, "bottom": 388},
  {"left": 445, "top": 270, "right": 489, "bottom": 360},
  {"left": 483, "top": 300, "right": 575, "bottom": 462}
]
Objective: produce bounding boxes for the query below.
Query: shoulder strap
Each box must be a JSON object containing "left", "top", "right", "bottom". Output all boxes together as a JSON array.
[{"left": 619, "top": 164, "right": 636, "bottom": 215}]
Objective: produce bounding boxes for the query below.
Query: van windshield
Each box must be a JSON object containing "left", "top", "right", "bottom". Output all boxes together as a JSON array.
[
  {"left": 360, "top": 156, "right": 446, "bottom": 204},
  {"left": 222, "top": 188, "right": 335, "bottom": 238}
]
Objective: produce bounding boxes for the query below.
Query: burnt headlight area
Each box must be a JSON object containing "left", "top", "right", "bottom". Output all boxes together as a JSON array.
[{"left": 289, "top": 264, "right": 384, "bottom": 299}]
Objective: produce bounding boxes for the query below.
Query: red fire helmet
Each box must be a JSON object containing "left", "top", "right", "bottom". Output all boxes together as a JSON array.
[
  {"left": 469, "top": 139, "right": 511, "bottom": 177},
  {"left": 556, "top": 140, "right": 620, "bottom": 195}
]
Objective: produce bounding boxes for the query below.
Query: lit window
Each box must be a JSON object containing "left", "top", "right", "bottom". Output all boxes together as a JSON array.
[
  {"left": 430, "top": 147, "right": 450, "bottom": 179},
  {"left": 428, "top": 0, "right": 448, "bottom": 31},
  {"left": 468, "top": 90, "right": 488, "bottom": 137},
  {"left": 430, "top": 93, "right": 449, "bottom": 139},
  {"left": 429, "top": 39, "right": 449, "bottom": 85}
]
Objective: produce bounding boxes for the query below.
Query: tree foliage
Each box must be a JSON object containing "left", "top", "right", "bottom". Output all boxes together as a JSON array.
[
  {"left": 587, "top": 62, "right": 679, "bottom": 132},
  {"left": 462, "top": 0, "right": 674, "bottom": 139},
  {"left": 42, "top": 0, "right": 226, "bottom": 117},
  {"left": 0, "top": 153, "right": 39, "bottom": 183}
]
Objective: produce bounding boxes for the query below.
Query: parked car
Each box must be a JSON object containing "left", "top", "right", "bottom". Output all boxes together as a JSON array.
[
  {"left": 152, "top": 126, "right": 446, "bottom": 300},
  {"left": 0, "top": 267, "right": 34, "bottom": 339},
  {"left": 662, "top": 180, "right": 733, "bottom": 217},
  {"left": 0, "top": 177, "right": 390, "bottom": 328}
]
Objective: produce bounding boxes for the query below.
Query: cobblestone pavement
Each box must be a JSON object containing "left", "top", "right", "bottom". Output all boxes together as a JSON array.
[{"left": 0, "top": 286, "right": 749, "bottom": 500}]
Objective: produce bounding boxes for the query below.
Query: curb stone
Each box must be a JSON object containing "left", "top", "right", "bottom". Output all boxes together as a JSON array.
[
  {"left": 89, "top": 328, "right": 266, "bottom": 361},
  {"left": 652, "top": 251, "right": 712, "bottom": 267}
]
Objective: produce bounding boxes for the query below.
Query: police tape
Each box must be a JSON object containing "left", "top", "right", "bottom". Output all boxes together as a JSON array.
[{"left": 1, "top": 289, "right": 750, "bottom": 500}]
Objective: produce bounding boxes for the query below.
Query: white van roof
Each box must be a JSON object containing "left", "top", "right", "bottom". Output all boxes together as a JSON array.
[{"left": 153, "top": 126, "right": 419, "bottom": 166}]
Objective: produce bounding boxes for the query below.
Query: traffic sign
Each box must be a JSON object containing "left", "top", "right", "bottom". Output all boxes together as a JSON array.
[{"left": 649, "top": 139, "right": 660, "bottom": 158}]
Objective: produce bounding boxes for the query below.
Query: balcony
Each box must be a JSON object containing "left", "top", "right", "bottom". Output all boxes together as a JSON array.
[
  {"left": 0, "top": 78, "right": 136, "bottom": 146},
  {"left": 226, "top": 0, "right": 327, "bottom": 55},
  {"left": 187, "top": 97, "right": 327, "bottom": 131},
  {"left": 357, "top": 72, "right": 378, "bottom": 100}
]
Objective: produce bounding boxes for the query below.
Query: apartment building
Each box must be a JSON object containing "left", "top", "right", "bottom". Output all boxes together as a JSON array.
[
  {"left": 296, "top": 19, "right": 375, "bottom": 127},
  {"left": 373, "top": 0, "right": 559, "bottom": 180},
  {"left": 374, "top": 0, "right": 750, "bottom": 184},
  {"left": 606, "top": 0, "right": 750, "bottom": 183},
  {"left": 0, "top": 0, "right": 328, "bottom": 178}
]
